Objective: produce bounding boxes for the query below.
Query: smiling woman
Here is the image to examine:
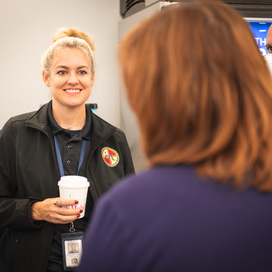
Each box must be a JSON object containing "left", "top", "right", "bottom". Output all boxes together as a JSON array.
[
  {"left": 0, "top": 27, "right": 134, "bottom": 272},
  {"left": 41, "top": 29, "right": 96, "bottom": 130},
  {"left": 43, "top": 47, "right": 95, "bottom": 124}
]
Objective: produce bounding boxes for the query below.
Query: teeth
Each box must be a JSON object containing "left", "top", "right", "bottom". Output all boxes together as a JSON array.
[{"left": 65, "top": 89, "right": 81, "bottom": 93}]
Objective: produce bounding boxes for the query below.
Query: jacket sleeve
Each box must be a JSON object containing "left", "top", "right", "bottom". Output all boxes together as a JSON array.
[
  {"left": 0, "top": 119, "right": 42, "bottom": 230},
  {"left": 116, "top": 129, "right": 135, "bottom": 176},
  {"left": 89, "top": 127, "right": 135, "bottom": 202}
]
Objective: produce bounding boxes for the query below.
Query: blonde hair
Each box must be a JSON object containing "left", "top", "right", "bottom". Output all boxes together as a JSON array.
[
  {"left": 119, "top": 0, "right": 272, "bottom": 191},
  {"left": 42, "top": 27, "right": 95, "bottom": 76}
]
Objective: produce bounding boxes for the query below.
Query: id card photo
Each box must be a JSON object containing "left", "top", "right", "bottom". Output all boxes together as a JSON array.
[{"left": 64, "top": 239, "right": 83, "bottom": 269}]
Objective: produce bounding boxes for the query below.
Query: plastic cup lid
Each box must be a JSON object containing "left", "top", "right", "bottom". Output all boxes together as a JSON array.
[{"left": 58, "top": 175, "right": 90, "bottom": 188}]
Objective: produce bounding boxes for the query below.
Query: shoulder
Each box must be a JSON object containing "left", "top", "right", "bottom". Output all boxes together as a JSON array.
[
  {"left": 2, "top": 102, "right": 50, "bottom": 130},
  {"left": 89, "top": 107, "right": 128, "bottom": 142},
  {"left": 1, "top": 110, "right": 37, "bottom": 135},
  {"left": 8, "top": 111, "right": 36, "bottom": 125},
  {"left": 90, "top": 110, "right": 115, "bottom": 129},
  {"left": 96, "top": 164, "right": 272, "bottom": 216},
  {"left": 1, "top": 103, "right": 50, "bottom": 138},
  {"left": 105, "top": 165, "right": 198, "bottom": 193},
  {"left": 88, "top": 106, "right": 116, "bottom": 134},
  {"left": 96, "top": 165, "right": 196, "bottom": 212}
]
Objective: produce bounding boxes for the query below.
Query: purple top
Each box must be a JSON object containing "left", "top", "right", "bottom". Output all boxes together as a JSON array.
[{"left": 77, "top": 165, "right": 272, "bottom": 272}]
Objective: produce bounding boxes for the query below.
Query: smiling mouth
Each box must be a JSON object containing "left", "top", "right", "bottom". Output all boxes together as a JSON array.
[{"left": 65, "top": 89, "right": 82, "bottom": 93}]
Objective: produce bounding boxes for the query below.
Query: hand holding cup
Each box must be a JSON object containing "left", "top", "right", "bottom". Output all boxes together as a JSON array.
[{"left": 31, "top": 198, "right": 82, "bottom": 224}]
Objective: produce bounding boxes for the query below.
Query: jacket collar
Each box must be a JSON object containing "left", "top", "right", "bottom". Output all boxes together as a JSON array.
[
  {"left": 47, "top": 102, "right": 92, "bottom": 140},
  {"left": 25, "top": 101, "right": 116, "bottom": 148},
  {"left": 25, "top": 102, "right": 51, "bottom": 134}
]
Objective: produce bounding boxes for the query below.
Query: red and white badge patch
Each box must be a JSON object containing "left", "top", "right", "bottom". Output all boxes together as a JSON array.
[{"left": 101, "top": 147, "right": 120, "bottom": 167}]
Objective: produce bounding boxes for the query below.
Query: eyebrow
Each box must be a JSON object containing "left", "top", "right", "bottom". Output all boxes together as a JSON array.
[
  {"left": 77, "top": 66, "right": 90, "bottom": 70},
  {"left": 55, "top": 65, "right": 90, "bottom": 69}
]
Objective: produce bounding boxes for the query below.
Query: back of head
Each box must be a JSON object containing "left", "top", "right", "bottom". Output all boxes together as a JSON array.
[
  {"left": 42, "top": 27, "right": 95, "bottom": 76},
  {"left": 119, "top": 0, "right": 272, "bottom": 191}
]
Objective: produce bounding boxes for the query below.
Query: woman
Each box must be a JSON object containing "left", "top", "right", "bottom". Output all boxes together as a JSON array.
[
  {"left": 78, "top": 1, "right": 272, "bottom": 272},
  {"left": 0, "top": 27, "right": 134, "bottom": 272}
]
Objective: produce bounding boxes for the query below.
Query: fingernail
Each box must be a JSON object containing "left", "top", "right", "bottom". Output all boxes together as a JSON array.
[
  {"left": 75, "top": 200, "right": 79, "bottom": 204},
  {"left": 77, "top": 214, "right": 80, "bottom": 218},
  {"left": 80, "top": 209, "right": 83, "bottom": 213}
]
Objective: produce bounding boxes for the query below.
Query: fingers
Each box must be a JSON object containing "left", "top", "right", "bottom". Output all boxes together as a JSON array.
[
  {"left": 57, "top": 207, "right": 83, "bottom": 216},
  {"left": 52, "top": 213, "right": 81, "bottom": 224},
  {"left": 53, "top": 198, "right": 82, "bottom": 223},
  {"left": 54, "top": 198, "right": 79, "bottom": 207},
  {"left": 32, "top": 198, "right": 82, "bottom": 224},
  {"left": 52, "top": 207, "right": 83, "bottom": 224}
]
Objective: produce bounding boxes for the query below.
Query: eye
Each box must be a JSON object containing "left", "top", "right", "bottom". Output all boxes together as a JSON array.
[
  {"left": 267, "top": 47, "right": 272, "bottom": 53},
  {"left": 57, "top": 70, "right": 66, "bottom": 75},
  {"left": 79, "top": 70, "right": 87, "bottom": 75}
]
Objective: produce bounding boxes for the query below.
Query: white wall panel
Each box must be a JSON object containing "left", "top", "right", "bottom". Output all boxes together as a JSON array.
[{"left": 0, "top": 0, "right": 121, "bottom": 128}]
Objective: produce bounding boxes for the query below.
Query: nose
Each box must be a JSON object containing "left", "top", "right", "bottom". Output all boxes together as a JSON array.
[{"left": 67, "top": 72, "right": 79, "bottom": 85}]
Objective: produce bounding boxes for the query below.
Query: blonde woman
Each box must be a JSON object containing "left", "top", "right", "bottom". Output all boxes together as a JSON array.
[{"left": 0, "top": 27, "right": 134, "bottom": 272}]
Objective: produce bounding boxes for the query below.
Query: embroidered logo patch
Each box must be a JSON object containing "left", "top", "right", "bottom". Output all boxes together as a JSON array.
[{"left": 101, "top": 147, "right": 120, "bottom": 167}]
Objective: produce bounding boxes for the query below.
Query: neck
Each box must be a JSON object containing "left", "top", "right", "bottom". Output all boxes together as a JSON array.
[{"left": 52, "top": 102, "right": 86, "bottom": 130}]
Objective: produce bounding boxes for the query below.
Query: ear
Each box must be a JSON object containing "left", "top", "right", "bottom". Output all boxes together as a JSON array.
[
  {"left": 91, "top": 73, "right": 95, "bottom": 87},
  {"left": 42, "top": 70, "right": 50, "bottom": 87}
]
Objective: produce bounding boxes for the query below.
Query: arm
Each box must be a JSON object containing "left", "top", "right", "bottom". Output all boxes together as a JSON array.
[
  {"left": 116, "top": 128, "right": 135, "bottom": 175},
  {"left": 0, "top": 119, "right": 34, "bottom": 229},
  {"left": 0, "top": 119, "right": 82, "bottom": 229}
]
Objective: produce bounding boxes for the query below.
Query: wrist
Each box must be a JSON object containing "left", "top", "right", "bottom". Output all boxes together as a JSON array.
[{"left": 30, "top": 202, "right": 38, "bottom": 221}]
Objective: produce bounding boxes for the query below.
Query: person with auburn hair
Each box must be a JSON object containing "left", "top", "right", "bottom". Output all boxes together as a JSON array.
[
  {"left": 0, "top": 27, "right": 134, "bottom": 272},
  {"left": 78, "top": 1, "right": 272, "bottom": 272}
]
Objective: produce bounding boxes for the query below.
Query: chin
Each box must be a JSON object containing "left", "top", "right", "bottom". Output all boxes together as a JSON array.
[{"left": 64, "top": 101, "right": 85, "bottom": 108}]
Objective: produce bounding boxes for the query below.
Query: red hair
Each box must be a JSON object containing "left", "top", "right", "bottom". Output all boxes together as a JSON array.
[{"left": 119, "top": 0, "right": 272, "bottom": 191}]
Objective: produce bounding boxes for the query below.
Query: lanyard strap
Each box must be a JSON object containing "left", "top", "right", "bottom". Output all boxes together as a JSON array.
[{"left": 54, "top": 135, "right": 86, "bottom": 177}]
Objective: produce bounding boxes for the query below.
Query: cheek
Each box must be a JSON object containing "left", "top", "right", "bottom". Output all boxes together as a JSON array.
[
  {"left": 83, "top": 79, "right": 93, "bottom": 89},
  {"left": 49, "top": 78, "right": 65, "bottom": 90}
]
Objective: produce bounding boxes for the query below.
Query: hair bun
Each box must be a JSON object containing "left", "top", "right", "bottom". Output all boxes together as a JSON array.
[{"left": 52, "top": 27, "right": 95, "bottom": 52}]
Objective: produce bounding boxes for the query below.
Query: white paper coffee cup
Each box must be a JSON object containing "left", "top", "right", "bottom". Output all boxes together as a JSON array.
[
  {"left": 58, "top": 175, "right": 90, "bottom": 219},
  {"left": 264, "top": 54, "right": 272, "bottom": 77}
]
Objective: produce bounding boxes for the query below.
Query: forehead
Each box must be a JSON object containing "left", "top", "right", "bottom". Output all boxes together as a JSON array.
[
  {"left": 267, "top": 25, "right": 272, "bottom": 44},
  {"left": 53, "top": 47, "right": 90, "bottom": 67}
]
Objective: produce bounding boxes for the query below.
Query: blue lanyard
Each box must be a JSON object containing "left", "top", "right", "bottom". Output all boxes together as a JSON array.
[{"left": 54, "top": 135, "right": 86, "bottom": 177}]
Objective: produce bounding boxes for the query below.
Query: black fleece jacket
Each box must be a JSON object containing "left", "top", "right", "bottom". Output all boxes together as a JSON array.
[{"left": 0, "top": 102, "right": 134, "bottom": 272}]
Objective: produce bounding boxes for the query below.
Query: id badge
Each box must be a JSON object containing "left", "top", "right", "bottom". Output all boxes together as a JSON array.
[{"left": 61, "top": 231, "right": 84, "bottom": 271}]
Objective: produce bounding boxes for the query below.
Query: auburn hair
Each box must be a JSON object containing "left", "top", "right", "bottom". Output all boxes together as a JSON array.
[{"left": 119, "top": 0, "right": 272, "bottom": 191}]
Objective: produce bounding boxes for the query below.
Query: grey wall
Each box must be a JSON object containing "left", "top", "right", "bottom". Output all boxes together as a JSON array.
[{"left": 0, "top": 0, "right": 122, "bottom": 129}]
